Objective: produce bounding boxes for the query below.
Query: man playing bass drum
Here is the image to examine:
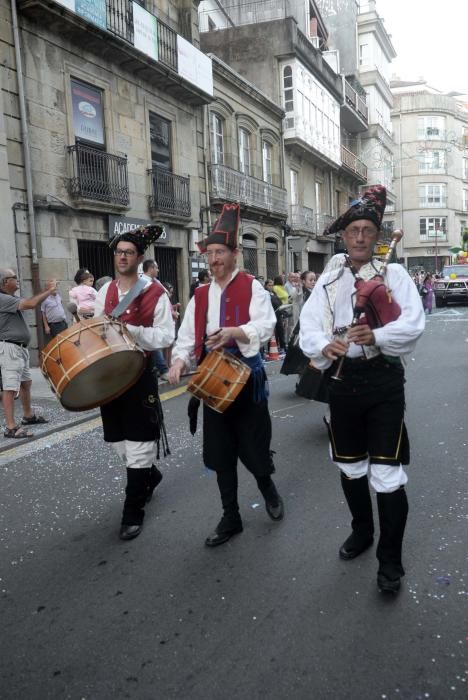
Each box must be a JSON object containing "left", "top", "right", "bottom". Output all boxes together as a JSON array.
[{"left": 299, "top": 186, "right": 425, "bottom": 594}]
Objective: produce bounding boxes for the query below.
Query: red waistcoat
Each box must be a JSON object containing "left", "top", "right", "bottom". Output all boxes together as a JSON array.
[
  {"left": 104, "top": 280, "right": 165, "bottom": 326},
  {"left": 194, "top": 272, "right": 254, "bottom": 361}
]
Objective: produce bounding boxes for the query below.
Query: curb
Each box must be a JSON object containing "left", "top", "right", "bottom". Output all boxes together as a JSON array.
[{"left": 0, "top": 375, "right": 192, "bottom": 455}]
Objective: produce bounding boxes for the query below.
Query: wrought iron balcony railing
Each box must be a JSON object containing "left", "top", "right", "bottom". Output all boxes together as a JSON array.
[
  {"left": 209, "top": 164, "right": 288, "bottom": 217},
  {"left": 290, "top": 204, "right": 314, "bottom": 233},
  {"left": 106, "top": 0, "right": 133, "bottom": 43},
  {"left": 341, "top": 145, "right": 368, "bottom": 180},
  {"left": 344, "top": 78, "right": 368, "bottom": 122},
  {"left": 149, "top": 167, "right": 191, "bottom": 218},
  {"left": 157, "top": 19, "right": 178, "bottom": 71},
  {"left": 316, "top": 213, "right": 335, "bottom": 236},
  {"left": 67, "top": 143, "right": 129, "bottom": 206}
]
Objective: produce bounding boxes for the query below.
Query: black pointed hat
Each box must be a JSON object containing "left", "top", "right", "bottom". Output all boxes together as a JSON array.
[
  {"left": 197, "top": 203, "right": 240, "bottom": 254},
  {"left": 109, "top": 224, "right": 164, "bottom": 255},
  {"left": 324, "top": 185, "right": 387, "bottom": 236}
]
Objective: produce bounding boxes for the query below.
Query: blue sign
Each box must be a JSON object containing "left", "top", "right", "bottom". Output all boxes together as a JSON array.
[{"left": 75, "top": 0, "right": 106, "bottom": 30}]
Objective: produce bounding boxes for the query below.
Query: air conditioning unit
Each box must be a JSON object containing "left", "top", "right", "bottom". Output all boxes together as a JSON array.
[{"left": 309, "top": 36, "right": 321, "bottom": 49}]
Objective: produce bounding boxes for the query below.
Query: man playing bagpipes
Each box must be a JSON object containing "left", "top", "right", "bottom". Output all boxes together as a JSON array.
[
  {"left": 169, "top": 203, "right": 284, "bottom": 547},
  {"left": 299, "top": 186, "right": 425, "bottom": 594}
]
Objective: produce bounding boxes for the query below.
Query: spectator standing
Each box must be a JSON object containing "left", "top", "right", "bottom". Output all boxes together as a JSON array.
[
  {"left": 420, "top": 273, "right": 434, "bottom": 314},
  {"left": 301, "top": 271, "right": 317, "bottom": 304},
  {"left": 0, "top": 268, "right": 55, "bottom": 438},
  {"left": 265, "top": 279, "right": 286, "bottom": 354},
  {"left": 69, "top": 269, "right": 97, "bottom": 319},
  {"left": 189, "top": 269, "right": 210, "bottom": 298},
  {"left": 141, "top": 259, "right": 173, "bottom": 381},
  {"left": 41, "top": 287, "right": 68, "bottom": 338}
]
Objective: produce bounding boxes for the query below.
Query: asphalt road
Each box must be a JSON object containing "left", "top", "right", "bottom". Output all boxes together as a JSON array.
[{"left": 1, "top": 307, "right": 467, "bottom": 700}]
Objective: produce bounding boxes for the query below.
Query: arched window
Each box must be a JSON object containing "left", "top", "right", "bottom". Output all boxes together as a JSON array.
[
  {"left": 283, "top": 66, "right": 294, "bottom": 113},
  {"left": 265, "top": 237, "right": 279, "bottom": 279},
  {"left": 242, "top": 234, "right": 258, "bottom": 276}
]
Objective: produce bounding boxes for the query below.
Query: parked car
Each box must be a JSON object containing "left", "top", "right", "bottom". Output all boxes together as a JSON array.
[{"left": 433, "top": 265, "right": 468, "bottom": 307}]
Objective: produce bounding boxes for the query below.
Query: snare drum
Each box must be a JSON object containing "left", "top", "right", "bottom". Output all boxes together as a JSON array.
[
  {"left": 187, "top": 349, "right": 251, "bottom": 413},
  {"left": 41, "top": 316, "right": 145, "bottom": 411}
]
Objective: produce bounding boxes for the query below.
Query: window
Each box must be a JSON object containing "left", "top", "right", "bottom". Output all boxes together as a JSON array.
[
  {"left": 210, "top": 113, "right": 224, "bottom": 165},
  {"left": 265, "top": 238, "right": 279, "bottom": 279},
  {"left": 290, "top": 170, "right": 298, "bottom": 205},
  {"left": 463, "top": 158, "right": 468, "bottom": 179},
  {"left": 262, "top": 141, "right": 272, "bottom": 184},
  {"left": 417, "top": 116, "right": 445, "bottom": 140},
  {"left": 208, "top": 17, "right": 216, "bottom": 31},
  {"left": 359, "top": 43, "right": 370, "bottom": 66},
  {"left": 238, "top": 128, "right": 250, "bottom": 175},
  {"left": 315, "top": 181, "right": 322, "bottom": 215},
  {"left": 464, "top": 190, "right": 468, "bottom": 212},
  {"left": 149, "top": 112, "right": 172, "bottom": 170},
  {"left": 419, "top": 183, "right": 447, "bottom": 208},
  {"left": 283, "top": 66, "right": 294, "bottom": 112},
  {"left": 418, "top": 150, "right": 446, "bottom": 174},
  {"left": 419, "top": 217, "right": 447, "bottom": 239},
  {"left": 242, "top": 235, "right": 258, "bottom": 276},
  {"left": 71, "top": 78, "right": 105, "bottom": 147}
]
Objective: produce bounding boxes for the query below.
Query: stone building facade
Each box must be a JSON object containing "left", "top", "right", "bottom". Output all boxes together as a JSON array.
[
  {"left": 389, "top": 85, "right": 468, "bottom": 272},
  {"left": 1, "top": 0, "right": 212, "bottom": 358},
  {"left": 204, "top": 55, "right": 287, "bottom": 281}
]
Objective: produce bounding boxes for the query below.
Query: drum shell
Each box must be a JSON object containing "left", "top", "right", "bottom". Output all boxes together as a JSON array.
[
  {"left": 187, "top": 349, "right": 251, "bottom": 413},
  {"left": 41, "top": 317, "right": 145, "bottom": 411}
]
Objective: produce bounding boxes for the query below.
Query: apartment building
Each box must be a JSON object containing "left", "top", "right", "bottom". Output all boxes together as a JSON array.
[
  {"left": 199, "top": 0, "right": 369, "bottom": 272},
  {"left": 205, "top": 56, "right": 287, "bottom": 279},
  {"left": 1, "top": 0, "right": 212, "bottom": 355},
  {"left": 390, "top": 82, "right": 468, "bottom": 272}
]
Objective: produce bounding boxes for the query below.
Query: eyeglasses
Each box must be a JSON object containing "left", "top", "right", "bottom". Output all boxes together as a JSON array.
[
  {"left": 344, "top": 226, "right": 378, "bottom": 239},
  {"left": 205, "top": 249, "right": 230, "bottom": 260},
  {"left": 114, "top": 249, "right": 137, "bottom": 257}
]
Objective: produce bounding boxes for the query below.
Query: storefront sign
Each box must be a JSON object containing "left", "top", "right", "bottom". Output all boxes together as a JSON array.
[
  {"left": 133, "top": 2, "right": 158, "bottom": 61},
  {"left": 108, "top": 216, "right": 169, "bottom": 244}
]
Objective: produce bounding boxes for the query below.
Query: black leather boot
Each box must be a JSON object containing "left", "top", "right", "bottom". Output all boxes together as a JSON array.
[
  {"left": 376, "top": 487, "right": 408, "bottom": 593},
  {"left": 146, "top": 464, "right": 163, "bottom": 503},
  {"left": 256, "top": 475, "right": 284, "bottom": 521},
  {"left": 205, "top": 469, "right": 243, "bottom": 547},
  {"left": 120, "top": 468, "right": 150, "bottom": 540},
  {"left": 339, "top": 473, "right": 374, "bottom": 560}
]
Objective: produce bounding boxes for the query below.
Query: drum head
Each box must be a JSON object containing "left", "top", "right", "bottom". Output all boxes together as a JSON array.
[{"left": 60, "top": 351, "right": 145, "bottom": 411}]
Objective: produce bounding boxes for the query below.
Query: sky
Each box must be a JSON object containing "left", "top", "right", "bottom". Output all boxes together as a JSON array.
[{"left": 376, "top": 0, "right": 468, "bottom": 94}]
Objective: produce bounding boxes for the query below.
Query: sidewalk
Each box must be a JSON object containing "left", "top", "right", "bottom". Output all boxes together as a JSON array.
[{"left": 0, "top": 367, "right": 188, "bottom": 453}]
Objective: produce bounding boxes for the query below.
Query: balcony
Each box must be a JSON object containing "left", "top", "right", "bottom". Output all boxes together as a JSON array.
[
  {"left": 340, "top": 145, "right": 368, "bottom": 183},
  {"left": 209, "top": 164, "right": 288, "bottom": 219},
  {"left": 316, "top": 213, "right": 335, "bottom": 237},
  {"left": 289, "top": 204, "right": 314, "bottom": 233},
  {"left": 419, "top": 197, "right": 448, "bottom": 208},
  {"left": 341, "top": 78, "right": 368, "bottom": 133},
  {"left": 149, "top": 167, "right": 191, "bottom": 222},
  {"left": 18, "top": 0, "right": 212, "bottom": 105},
  {"left": 67, "top": 143, "right": 129, "bottom": 209}
]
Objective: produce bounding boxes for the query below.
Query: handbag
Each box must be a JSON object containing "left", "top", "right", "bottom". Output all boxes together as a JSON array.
[
  {"left": 295, "top": 364, "right": 330, "bottom": 403},
  {"left": 280, "top": 322, "right": 309, "bottom": 375},
  {"left": 420, "top": 286, "right": 428, "bottom": 297}
]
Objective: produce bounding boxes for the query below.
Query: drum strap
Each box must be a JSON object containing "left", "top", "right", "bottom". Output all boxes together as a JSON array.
[{"left": 109, "top": 278, "right": 147, "bottom": 318}]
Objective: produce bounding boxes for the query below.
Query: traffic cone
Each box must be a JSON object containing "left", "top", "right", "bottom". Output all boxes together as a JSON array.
[{"left": 267, "top": 335, "right": 280, "bottom": 361}]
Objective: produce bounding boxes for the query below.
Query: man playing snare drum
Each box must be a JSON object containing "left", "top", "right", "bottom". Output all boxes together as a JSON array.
[
  {"left": 169, "top": 203, "right": 284, "bottom": 546},
  {"left": 94, "top": 226, "right": 174, "bottom": 541}
]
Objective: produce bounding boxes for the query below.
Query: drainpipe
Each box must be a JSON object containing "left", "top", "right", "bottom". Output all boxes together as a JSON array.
[
  {"left": 11, "top": 0, "right": 44, "bottom": 348},
  {"left": 203, "top": 104, "right": 212, "bottom": 232},
  {"left": 398, "top": 111, "right": 404, "bottom": 265}
]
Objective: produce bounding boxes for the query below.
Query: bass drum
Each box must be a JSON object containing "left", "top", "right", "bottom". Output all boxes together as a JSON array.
[{"left": 41, "top": 317, "right": 145, "bottom": 411}]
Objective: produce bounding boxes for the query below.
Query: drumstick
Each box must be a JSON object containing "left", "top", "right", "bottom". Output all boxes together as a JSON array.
[{"left": 66, "top": 301, "right": 80, "bottom": 323}]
